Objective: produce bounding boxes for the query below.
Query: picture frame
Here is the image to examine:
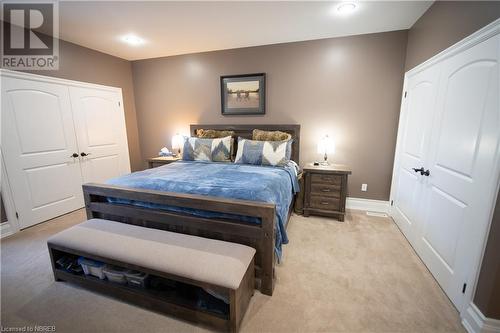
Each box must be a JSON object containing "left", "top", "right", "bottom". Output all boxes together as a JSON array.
[{"left": 220, "top": 73, "right": 266, "bottom": 115}]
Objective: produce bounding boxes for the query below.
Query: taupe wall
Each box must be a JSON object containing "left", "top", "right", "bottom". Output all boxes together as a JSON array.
[
  {"left": 23, "top": 39, "right": 143, "bottom": 172},
  {"left": 405, "top": 1, "right": 500, "bottom": 71},
  {"left": 132, "top": 30, "right": 408, "bottom": 200},
  {"left": 406, "top": 1, "right": 500, "bottom": 319}
]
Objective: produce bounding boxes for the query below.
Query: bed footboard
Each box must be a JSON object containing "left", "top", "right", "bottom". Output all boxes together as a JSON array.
[{"left": 82, "top": 183, "right": 276, "bottom": 296}]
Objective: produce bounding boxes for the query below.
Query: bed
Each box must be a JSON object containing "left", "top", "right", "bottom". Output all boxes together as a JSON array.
[{"left": 82, "top": 124, "right": 301, "bottom": 296}]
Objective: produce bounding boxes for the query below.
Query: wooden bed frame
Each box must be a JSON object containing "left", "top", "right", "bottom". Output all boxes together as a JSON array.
[{"left": 82, "top": 124, "right": 300, "bottom": 296}]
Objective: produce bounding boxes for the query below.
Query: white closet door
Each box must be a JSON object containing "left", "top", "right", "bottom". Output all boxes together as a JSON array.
[
  {"left": 69, "top": 87, "right": 130, "bottom": 184},
  {"left": 391, "top": 66, "right": 440, "bottom": 244},
  {"left": 414, "top": 35, "right": 499, "bottom": 310},
  {"left": 1, "top": 77, "right": 84, "bottom": 228}
]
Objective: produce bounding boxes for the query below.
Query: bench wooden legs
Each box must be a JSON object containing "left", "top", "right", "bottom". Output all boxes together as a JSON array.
[{"left": 230, "top": 259, "right": 255, "bottom": 332}]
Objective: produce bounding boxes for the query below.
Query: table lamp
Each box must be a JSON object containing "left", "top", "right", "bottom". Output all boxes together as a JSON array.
[
  {"left": 317, "top": 135, "right": 335, "bottom": 165},
  {"left": 171, "top": 133, "right": 184, "bottom": 156}
]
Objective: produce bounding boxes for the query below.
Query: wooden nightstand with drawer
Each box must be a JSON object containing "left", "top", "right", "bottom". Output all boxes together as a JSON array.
[
  {"left": 303, "top": 164, "right": 351, "bottom": 221},
  {"left": 147, "top": 156, "right": 180, "bottom": 168}
]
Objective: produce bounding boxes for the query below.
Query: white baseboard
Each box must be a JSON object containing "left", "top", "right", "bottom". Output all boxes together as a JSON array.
[
  {"left": 462, "top": 303, "right": 500, "bottom": 333},
  {"left": 346, "top": 197, "right": 390, "bottom": 214},
  {"left": 0, "top": 222, "right": 14, "bottom": 239}
]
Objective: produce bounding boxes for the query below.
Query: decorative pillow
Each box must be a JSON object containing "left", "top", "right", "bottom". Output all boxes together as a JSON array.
[
  {"left": 182, "top": 136, "right": 232, "bottom": 162},
  {"left": 196, "top": 129, "right": 235, "bottom": 139},
  {"left": 195, "top": 129, "right": 236, "bottom": 160},
  {"left": 234, "top": 138, "right": 292, "bottom": 166},
  {"left": 252, "top": 129, "right": 292, "bottom": 141}
]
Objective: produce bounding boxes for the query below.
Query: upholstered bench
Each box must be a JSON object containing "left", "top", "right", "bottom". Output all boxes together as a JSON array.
[{"left": 47, "top": 218, "right": 255, "bottom": 332}]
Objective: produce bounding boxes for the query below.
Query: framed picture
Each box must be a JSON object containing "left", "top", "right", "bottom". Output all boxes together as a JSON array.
[{"left": 220, "top": 73, "right": 265, "bottom": 115}]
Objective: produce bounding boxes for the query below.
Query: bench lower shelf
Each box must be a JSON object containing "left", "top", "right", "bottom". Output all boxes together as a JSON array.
[
  {"left": 48, "top": 240, "right": 255, "bottom": 332},
  {"left": 55, "top": 269, "right": 230, "bottom": 330}
]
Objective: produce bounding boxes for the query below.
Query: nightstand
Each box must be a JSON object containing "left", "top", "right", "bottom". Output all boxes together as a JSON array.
[
  {"left": 147, "top": 156, "right": 180, "bottom": 168},
  {"left": 303, "top": 164, "right": 352, "bottom": 221}
]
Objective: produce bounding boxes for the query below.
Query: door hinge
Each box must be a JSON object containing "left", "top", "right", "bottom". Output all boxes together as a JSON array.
[
  {"left": 15, "top": 212, "right": 19, "bottom": 219},
  {"left": 404, "top": 91, "right": 407, "bottom": 98},
  {"left": 462, "top": 283, "right": 467, "bottom": 294},
  {"left": 118, "top": 101, "right": 121, "bottom": 107}
]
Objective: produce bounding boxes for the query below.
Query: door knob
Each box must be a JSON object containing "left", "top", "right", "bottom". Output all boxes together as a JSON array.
[
  {"left": 70, "top": 153, "right": 79, "bottom": 158},
  {"left": 412, "top": 167, "right": 430, "bottom": 176},
  {"left": 80, "top": 152, "right": 91, "bottom": 157}
]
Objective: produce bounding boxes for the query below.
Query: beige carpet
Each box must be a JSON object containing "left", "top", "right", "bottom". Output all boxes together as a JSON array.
[{"left": 1, "top": 209, "right": 464, "bottom": 332}]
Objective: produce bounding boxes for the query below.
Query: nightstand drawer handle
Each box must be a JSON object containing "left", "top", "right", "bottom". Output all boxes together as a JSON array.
[
  {"left": 320, "top": 201, "right": 330, "bottom": 205},
  {"left": 321, "top": 188, "right": 331, "bottom": 192},
  {"left": 322, "top": 176, "right": 333, "bottom": 181}
]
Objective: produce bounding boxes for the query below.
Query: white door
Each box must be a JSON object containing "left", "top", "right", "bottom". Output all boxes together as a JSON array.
[
  {"left": 1, "top": 77, "right": 84, "bottom": 228},
  {"left": 391, "top": 33, "right": 499, "bottom": 312},
  {"left": 414, "top": 35, "right": 499, "bottom": 310},
  {"left": 69, "top": 87, "right": 130, "bottom": 183},
  {"left": 391, "top": 66, "right": 440, "bottom": 244}
]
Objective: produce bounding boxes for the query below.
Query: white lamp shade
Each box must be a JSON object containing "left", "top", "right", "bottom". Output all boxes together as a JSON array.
[
  {"left": 317, "top": 135, "right": 335, "bottom": 155},
  {"left": 171, "top": 134, "right": 184, "bottom": 150}
]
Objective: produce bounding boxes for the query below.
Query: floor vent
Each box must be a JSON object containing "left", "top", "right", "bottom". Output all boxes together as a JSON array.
[{"left": 366, "top": 211, "right": 388, "bottom": 218}]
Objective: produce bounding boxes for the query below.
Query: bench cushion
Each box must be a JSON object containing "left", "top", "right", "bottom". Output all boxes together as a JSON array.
[{"left": 48, "top": 219, "right": 256, "bottom": 289}]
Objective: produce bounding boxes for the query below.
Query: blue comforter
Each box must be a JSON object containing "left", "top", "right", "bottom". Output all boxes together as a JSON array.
[{"left": 106, "top": 160, "right": 299, "bottom": 259}]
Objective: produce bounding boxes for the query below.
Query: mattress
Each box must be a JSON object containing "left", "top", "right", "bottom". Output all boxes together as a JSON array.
[{"left": 105, "top": 160, "right": 299, "bottom": 259}]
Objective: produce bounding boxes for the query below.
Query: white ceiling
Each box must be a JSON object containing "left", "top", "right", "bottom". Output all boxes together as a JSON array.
[{"left": 58, "top": 1, "right": 433, "bottom": 61}]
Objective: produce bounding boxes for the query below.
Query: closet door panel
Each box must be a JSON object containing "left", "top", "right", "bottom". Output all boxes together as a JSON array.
[
  {"left": 391, "top": 67, "right": 440, "bottom": 243},
  {"left": 435, "top": 62, "right": 495, "bottom": 177},
  {"left": 69, "top": 87, "right": 130, "bottom": 184},
  {"left": 1, "top": 77, "right": 84, "bottom": 228},
  {"left": 416, "top": 35, "right": 499, "bottom": 310},
  {"left": 25, "top": 164, "right": 78, "bottom": 208},
  {"left": 10, "top": 92, "right": 66, "bottom": 153}
]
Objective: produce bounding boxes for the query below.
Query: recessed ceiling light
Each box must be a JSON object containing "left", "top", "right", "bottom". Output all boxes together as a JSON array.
[
  {"left": 121, "top": 34, "right": 145, "bottom": 46},
  {"left": 336, "top": 2, "right": 357, "bottom": 15}
]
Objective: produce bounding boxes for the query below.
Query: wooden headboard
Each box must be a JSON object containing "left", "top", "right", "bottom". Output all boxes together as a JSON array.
[{"left": 190, "top": 124, "right": 301, "bottom": 163}]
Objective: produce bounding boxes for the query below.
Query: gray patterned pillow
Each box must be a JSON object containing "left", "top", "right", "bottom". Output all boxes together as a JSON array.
[
  {"left": 234, "top": 138, "right": 292, "bottom": 166},
  {"left": 182, "top": 136, "right": 232, "bottom": 162}
]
